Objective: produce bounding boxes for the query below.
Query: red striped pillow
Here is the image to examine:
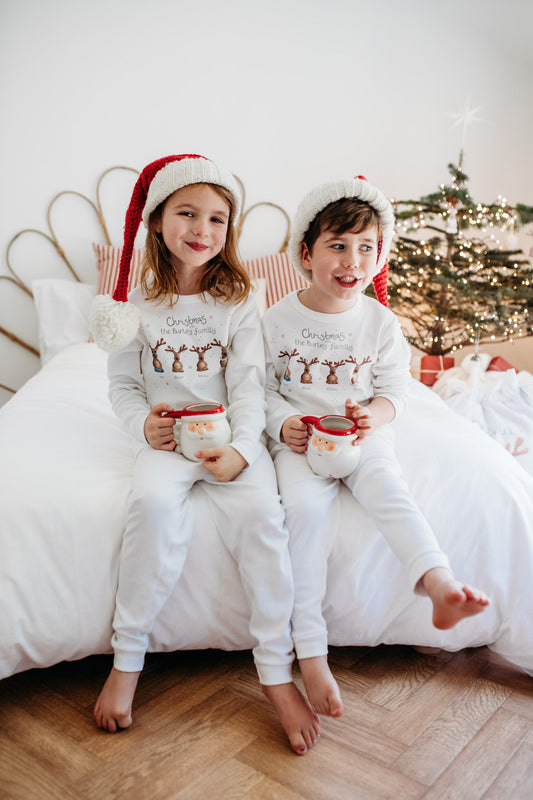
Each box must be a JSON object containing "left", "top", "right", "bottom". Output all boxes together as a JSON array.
[
  {"left": 244, "top": 252, "right": 308, "bottom": 308},
  {"left": 93, "top": 244, "right": 305, "bottom": 308},
  {"left": 93, "top": 243, "right": 145, "bottom": 295}
]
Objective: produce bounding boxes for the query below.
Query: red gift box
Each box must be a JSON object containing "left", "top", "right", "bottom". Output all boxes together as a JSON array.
[
  {"left": 487, "top": 356, "right": 517, "bottom": 373},
  {"left": 419, "top": 355, "right": 454, "bottom": 386}
]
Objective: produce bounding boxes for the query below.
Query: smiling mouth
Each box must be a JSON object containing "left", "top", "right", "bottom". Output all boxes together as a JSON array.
[
  {"left": 187, "top": 242, "right": 209, "bottom": 252},
  {"left": 335, "top": 276, "right": 359, "bottom": 287}
]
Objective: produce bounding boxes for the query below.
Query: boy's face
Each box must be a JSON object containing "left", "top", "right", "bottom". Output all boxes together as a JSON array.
[{"left": 300, "top": 224, "right": 379, "bottom": 313}]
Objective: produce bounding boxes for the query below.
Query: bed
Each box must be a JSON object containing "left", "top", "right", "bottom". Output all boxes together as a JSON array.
[{"left": 1, "top": 166, "right": 533, "bottom": 682}]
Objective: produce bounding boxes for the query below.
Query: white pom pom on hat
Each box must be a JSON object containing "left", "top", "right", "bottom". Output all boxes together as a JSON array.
[
  {"left": 89, "top": 293, "right": 141, "bottom": 353},
  {"left": 288, "top": 175, "right": 395, "bottom": 307},
  {"left": 89, "top": 154, "right": 241, "bottom": 353}
]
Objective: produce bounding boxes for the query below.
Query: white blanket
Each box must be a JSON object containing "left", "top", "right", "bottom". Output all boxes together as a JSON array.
[
  {"left": 1, "top": 343, "right": 533, "bottom": 680},
  {"left": 433, "top": 353, "right": 533, "bottom": 476}
]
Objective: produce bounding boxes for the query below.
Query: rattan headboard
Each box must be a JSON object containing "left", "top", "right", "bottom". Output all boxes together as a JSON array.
[{"left": 0, "top": 166, "right": 290, "bottom": 397}]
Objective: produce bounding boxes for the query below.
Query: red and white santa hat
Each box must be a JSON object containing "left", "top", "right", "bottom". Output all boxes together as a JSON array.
[
  {"left": 288, "top": 176, "right": 395, "bottom": 306},
  {"left": 89, "top": 154, "right": 241, "bottom": 352}
]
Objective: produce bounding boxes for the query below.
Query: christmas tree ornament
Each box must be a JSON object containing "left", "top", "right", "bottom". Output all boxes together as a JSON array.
[{"left": 445, "top": 200, "right": 458, "bottom": 234}]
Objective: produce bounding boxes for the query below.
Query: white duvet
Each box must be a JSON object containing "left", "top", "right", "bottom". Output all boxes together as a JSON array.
[{"left": 1, "top": 343, "right": 533, "bottom": 680}]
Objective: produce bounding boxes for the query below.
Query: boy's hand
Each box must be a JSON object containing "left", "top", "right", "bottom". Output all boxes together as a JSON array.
[
  {"left": 344, "top": 399, "right": 377, "bottom": 443},
  {"left": 345, "top": 397, "right": 395, "bottom": 442},
  {"left": 144, "top": 403, "right": 177, "bottom": 450},
  {"left": 281, "top": 415, "right": 309, "bottom": 453},
  {"left": 195, "top": 445, "right": 247, "bottom": 482}
]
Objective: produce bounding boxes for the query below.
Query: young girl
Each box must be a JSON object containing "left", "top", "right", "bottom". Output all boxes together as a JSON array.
[{"left": 89, "top": 154, "right": 320, "bottom": 755}]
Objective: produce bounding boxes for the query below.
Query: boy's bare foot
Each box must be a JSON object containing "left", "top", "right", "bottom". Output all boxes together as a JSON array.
[
  {"left": 299, "top": 655, "right": 343, "bottom": 717},
  {"left": 93, "top": 667, "right": 141, "bottom": 732},
  {"left": 262, "top": 681, "right": 321, "bottom": 755},
  {"left": 422, "top": 567, "right": 490, "bottom": 630}
]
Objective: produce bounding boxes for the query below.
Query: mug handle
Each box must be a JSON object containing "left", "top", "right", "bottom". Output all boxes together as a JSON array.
[{"left": 300, "top": 416, "right": 318, "bottom": 426}]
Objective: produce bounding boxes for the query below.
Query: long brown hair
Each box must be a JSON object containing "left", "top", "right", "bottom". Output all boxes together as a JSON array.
[{"left": 140, "top": 184, "right": 251, "bottom": 306}]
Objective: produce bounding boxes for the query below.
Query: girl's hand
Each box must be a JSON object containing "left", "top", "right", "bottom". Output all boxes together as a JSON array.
[
  {"left": 281, "top": 415, "right": 309, "bottom": 453},
  {"left": 144, "top": 403, "right": 177, "bottom": 450},
  {"left": 195, "top": 445, "right": 247, "bottom": 482}
]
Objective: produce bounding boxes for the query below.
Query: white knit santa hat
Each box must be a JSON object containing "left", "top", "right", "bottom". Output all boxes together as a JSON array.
[
  {"left": 89, "top": 154, "right": 241, "bottom": 352},
  {"left": 288, "top": 175, "right": 395, "bottom": 306}
]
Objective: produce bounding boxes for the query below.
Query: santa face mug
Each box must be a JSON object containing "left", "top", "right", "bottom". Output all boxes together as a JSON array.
[
  {"left": 163, "top": 403, "right": 232, "bottom": 461},
  {"left": 300, "top": 414, "right": 360, "bottom": 479}
]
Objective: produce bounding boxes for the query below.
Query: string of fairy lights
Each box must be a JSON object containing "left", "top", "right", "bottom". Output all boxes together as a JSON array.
[{"left": 387, "top": 171, "right": 532, "bottom": 356}]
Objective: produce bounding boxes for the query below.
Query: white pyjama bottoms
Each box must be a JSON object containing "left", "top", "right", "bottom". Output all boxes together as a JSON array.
[
  {"left": 112, "top": 445, "right": 295, "bottom": 685},
  {"left": 273, "top": 432, "right": 450, "bottom": 660}
]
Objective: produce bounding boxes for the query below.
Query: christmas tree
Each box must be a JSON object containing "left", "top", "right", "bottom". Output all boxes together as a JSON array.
[{"left": 387, "top": 160, "right": 533, "bottom": 357}]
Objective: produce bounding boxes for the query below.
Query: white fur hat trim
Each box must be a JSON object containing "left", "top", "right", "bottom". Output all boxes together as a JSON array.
[
  {"left": 142, "top": 159, "right": 241, "bottom": 227},
  {"left": 288, "top": 178, "right": 395, "bottom": 280}
]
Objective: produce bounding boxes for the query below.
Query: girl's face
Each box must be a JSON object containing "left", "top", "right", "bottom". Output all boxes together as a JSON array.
[
  {"left": 300, "top": 225, "right": 379, "bottom": 314},
  {"left": 154, "top": 183, "right": 230, "bottom": 292}
]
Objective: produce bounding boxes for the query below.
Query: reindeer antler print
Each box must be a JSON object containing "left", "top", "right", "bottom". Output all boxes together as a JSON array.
[
  {"left": 279, "top": 348, "right": 299, "bottom": 381},
  {"left": 297, "top": 356, "right": 319, "bottom": 384},
  {"left": 321, "top": 360, "right": 345, "bottom": 385},
  {"left": 165, "top": 343, "right": 188, "bottom": 373},
  {"left": 505, "top": 437, "right": 530, "bottom": 457},
  {"left": 190, "top": 344, "right": 212, "bottom": 372},
  {"left": 210, "top": 338, "right": 228, "bottom": 369},
  {"left": 345, "top": 355, "right": 371, "bottom": 384},
  {"left": 149, "top": 338, "right": 167, "bottom": 373}
]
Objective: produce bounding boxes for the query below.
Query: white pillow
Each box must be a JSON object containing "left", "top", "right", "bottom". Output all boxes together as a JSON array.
[
  {"left": 32, "top": 279, "right": 96, "bottom": 364},
  {"left": 31, "top": 277, "right": 264, "bottom": 365}
]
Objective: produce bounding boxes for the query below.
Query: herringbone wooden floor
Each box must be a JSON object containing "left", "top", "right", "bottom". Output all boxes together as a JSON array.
[{"left": 1, "top": 644, "right": 532, "bottom": 799}]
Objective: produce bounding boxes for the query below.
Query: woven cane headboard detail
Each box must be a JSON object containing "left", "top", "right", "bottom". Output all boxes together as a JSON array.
[{"left": 1, "top": 166, "right": 291, "bottom": 395}]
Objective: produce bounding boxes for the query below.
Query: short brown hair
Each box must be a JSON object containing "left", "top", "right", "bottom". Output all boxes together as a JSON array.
[
  {"left": 303, "top": 197, "right": 382, "bottom": 256},
  {"left": 140, "top": 184, "right": 250, "bottom": 306}
]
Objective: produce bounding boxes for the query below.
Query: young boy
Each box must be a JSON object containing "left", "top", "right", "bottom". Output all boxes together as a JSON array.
[{"left": 262, "top": 176, "right": 489, "bottom": 718}]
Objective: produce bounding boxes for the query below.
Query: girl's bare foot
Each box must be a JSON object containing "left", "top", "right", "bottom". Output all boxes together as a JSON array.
[
  {"left": 299, "top": 655, "right": 343, "bottom": 717},
  {"left": 422, "top": 567, "right": 490, "bottom": 630},
  {"left": 262, "top": 681, "right": 321, "bottom": 755},
  {"left": 93, "top": 667, "right": 141, "bottom": 732}
]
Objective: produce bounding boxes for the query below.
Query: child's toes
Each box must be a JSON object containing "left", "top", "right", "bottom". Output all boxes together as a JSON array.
[{"left": 290, "top": 733, "right": 309, "bottom": 755}]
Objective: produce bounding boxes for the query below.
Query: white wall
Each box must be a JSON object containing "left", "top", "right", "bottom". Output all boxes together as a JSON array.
[{"left": 1, "top": 0, "right": 532, "bottom": 401}]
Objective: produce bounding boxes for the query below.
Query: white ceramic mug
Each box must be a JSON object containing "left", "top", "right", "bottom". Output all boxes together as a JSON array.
[
  {"left": 300, "top": 414, "right": 360, "bottom": 478},
  {"left": 163, "top": 402, "right": 231, "bottom": 462}
]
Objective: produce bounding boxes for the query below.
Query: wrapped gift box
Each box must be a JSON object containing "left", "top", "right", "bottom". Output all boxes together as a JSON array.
[
  {"left": 487, "top": 356, "right": 517, "bottom": 373},
  {"left": 419, "top": 355, "right": 454, "bottom": 386}
]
